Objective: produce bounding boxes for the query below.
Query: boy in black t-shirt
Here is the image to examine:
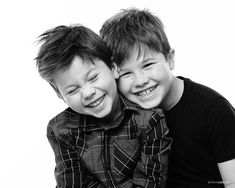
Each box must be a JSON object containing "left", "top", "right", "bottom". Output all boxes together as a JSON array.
[{"left": 100, "top": 8, "right": 235, "bottom": 188}]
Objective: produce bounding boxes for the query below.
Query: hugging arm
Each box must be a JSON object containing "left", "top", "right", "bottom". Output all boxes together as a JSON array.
[{"left": 133, "top": 110, "right": 172, "bottom": 188}]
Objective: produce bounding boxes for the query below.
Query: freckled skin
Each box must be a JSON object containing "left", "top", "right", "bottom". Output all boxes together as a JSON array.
[
  {"left": 54, "top": 56, "right": 120, "bottom": 119},
  {"left": 117, "top": 46, "right": 178, "bottom": 110}
]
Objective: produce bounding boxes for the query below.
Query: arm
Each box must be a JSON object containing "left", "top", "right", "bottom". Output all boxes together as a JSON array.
[
  {"left": 47, "top": 126, "right": 104, "bottom": 188},
  {"left": 218, "top": 159, "right": 235, "bottom": 188},
  {"left": 47, "top": 126, "right": 87, "bottom": 188},
  {"left": 208, "top": 98, "right": 235, "bottom": 188},
  {"left": 133, "top": 109, "right": 172, "bottom": 188}
]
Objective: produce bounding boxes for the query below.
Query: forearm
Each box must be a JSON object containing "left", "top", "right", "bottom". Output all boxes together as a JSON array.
[
  {"left": 133, "top": 109, "right": 172, "bottom": 187},
  {"left": 133, "top": 136, "right": 172, "bottom": 187},
  {"left": 218, "top": 159, "right": 235, "bottom": 188}
]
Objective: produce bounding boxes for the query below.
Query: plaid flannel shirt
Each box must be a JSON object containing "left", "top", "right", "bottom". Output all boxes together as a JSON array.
[{"left": 47, "top": 97, "right": 172, "bottom": 188}]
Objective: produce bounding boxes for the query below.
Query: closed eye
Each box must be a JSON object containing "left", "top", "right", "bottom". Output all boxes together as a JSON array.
[
  {"left": 67, "top": 87, "right": 80, "bottom": 95},
  {"left": 119, "top": 72, "right": 131, "bottom": 78},
  {"left": 88, "top": 74, "right": 99, "bottom": 82},
  {"left": 143, "top": 63, "right": 154, "bottom": 69}
]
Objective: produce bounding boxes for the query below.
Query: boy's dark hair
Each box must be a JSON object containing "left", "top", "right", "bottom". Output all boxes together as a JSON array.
[
  {"left": 35, "top": 24, "right": 112, "bottom": 84},
  {"left": 100, "top": 8, "right": 171, "bottom": 66}
]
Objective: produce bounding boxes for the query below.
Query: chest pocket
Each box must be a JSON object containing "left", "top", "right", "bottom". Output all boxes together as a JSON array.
[{"left": 113, "top": 138, "right": 140, "bottom": 177}]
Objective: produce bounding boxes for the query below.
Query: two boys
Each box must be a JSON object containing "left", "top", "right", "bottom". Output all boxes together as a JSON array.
[
  {"left": 100, "top": 8, "right": 235, "bottom": 188},
  {"left": 36, "top": 25, "right": 171, "bottom": 187},
  {"left": 36, "top": 7, "right": 235, "bottom": 188}
]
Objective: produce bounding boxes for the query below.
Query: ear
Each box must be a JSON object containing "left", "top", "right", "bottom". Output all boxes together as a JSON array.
[
  {"left": 56, "top": 91, "right": 63, "bottom": 100},
  {"left": 56, "top": 91, "right": 67, "bottom": 103},
  {"left": 111, "top": 62, "right": 120, "bottom": 79},
  {"left": 167, "top": 49, "right": 175, "bottom": 70},
  {"left": 50, "top": 83, "right": 65, "bottom": 101}
]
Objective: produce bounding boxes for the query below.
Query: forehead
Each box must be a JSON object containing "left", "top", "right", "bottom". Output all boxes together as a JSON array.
[
  {"left": 53, "top": 56, "right": 94, "bottom": 84},
  {"left": 120, "top": 43, "right": 157, "bottom": 68},
  {"left": 66, "top": 56, "right": 94, "bottom": 73}
]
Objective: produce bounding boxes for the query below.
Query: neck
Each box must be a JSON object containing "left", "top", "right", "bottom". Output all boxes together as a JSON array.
[
  {"left": 162, "top": 76, "right": 184, "bottom": 111},
  {"left": 99, "top": 95, "right": 122, "bottom": 125}
]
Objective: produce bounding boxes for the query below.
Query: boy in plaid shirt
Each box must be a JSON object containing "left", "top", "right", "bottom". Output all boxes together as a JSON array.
[{"left": 35, "top": 24, "right": 172, "bottom": 188}]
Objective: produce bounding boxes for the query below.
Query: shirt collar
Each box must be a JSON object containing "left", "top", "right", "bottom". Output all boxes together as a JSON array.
[{"left": 67, "top": 95, "right": 138, "bottom": 132}]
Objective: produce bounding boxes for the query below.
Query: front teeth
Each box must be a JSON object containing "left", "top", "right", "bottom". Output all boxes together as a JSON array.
[
  {"left": 87, "top": 96, "right": 105, "bottom": 108},
  {"left": 135, "top": 86, "right": 156, "bottom": 97}
]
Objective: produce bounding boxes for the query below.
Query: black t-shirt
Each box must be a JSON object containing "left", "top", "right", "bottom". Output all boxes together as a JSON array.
[{"left": 166, "top": 77, "right": 235, "bottom": 188}]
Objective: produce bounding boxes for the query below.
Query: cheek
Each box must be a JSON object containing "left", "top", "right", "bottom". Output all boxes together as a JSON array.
[
  {"left": 147, "top": 67, "right": 168, "bottom": 82},
  {"left": 65, "top": 95, "right": 82, "bottom": 109},
  {"left": 148, "top": 66, "right": 162, "bottom": 76},
  {"left": 99, "top": 76, "right": 117, "bottom": 92},
  {"left": 118, "top": 78, "right": 132, "bottom": 94}
]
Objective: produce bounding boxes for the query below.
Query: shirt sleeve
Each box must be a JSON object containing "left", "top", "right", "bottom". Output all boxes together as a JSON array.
[
  {"left": 133, "top": 109, "right": 172, "bottom": 188},
  {"left": 47, "top": 126, "right": 104, "bottom": 188}
]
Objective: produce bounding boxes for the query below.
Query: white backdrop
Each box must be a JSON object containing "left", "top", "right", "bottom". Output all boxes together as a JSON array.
[{"left": 0, "top": 0, "right": 234, "bottom": 187}]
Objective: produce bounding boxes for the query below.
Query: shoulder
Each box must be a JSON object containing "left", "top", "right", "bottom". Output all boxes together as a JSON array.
[
  {"left": 48, "top": 108, "right": 76, "bottom": 124},
  {"left": 182, "top": 76, "right": 235, "bottom": 118},
  {"left": 184, "top": 77, "right": 221, "bottom": 99},
  {"left": 134, "top": 107, "right": 166, "bottom": 129},
  {"left": 47, "top": 108, "right": 83, "bottom": 138},
  {"left": 182, "top": 77, "right": 229, "bottom": 107}
]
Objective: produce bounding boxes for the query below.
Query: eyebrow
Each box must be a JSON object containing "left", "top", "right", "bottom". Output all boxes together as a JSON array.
[
  {"left": 141, "top": 57, "right": 157, "bottom": 64},
  {"left": 63, "top": 84, "right": 78, "bottom": 92},
  {"left": 85, "top": 67, "right": 96, "bottom": 78},
  {"left": 119, "top": 57, "right": 157, "bottom": 72}
]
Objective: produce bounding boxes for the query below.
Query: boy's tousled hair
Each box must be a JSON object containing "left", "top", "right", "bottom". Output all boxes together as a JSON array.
[
  {"left": 100, "top": 8, "right": 171, "bottom": 66},
  {"left": 35, "top": 24, "right": 112, "bottom": 84}
]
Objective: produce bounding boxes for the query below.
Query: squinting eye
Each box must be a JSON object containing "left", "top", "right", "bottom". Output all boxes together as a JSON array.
[
  {"left": 143, "top": 63, "right": 154, "bottom": 68},
  {"left": 120, "top": 72, "right": 131, "bottom": 78},
  {"left": 89, "top": 74, "right": 99, "bottom": 81},
  {"left": 67, "top": 87, "right": 80, "bottom": 95}
]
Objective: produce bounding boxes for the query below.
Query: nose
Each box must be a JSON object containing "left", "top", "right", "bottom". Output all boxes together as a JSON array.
[
  {"left": 134, "top": 74, "right": 149, "bottom": 88},
  {"left": 81, "top": 86, "right": 96, "bottom": 101}
]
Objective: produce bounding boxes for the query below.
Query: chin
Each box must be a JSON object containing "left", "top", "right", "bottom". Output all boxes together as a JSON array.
[
  {"left": 92, "top": 111, "right": 108, "bottom": 119},
  {"left": 135, "top": 95, "right": 162, "bottom": 109},
  {"left": 96, "top": 108, "right": 112, "bottom": 119},
  {"left": 136, "top": 101, "right": 159, "bottom": 109},
  {"left": 140, "top": 104, "right": 156, "bottom": 109}
]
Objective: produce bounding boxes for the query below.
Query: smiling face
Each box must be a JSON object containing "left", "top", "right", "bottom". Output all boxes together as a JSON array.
[
  {"left": 117, "top": 44, "right": 175, "bottom": 109},
  {"left": 53, "top": 56, "right": 120, "bottom": 119}
]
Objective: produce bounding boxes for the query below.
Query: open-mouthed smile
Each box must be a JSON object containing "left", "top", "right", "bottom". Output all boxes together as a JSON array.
[
  {"left": 134, "top": 85, "right": 157, "bottom": 97},
  {"left": 86, "top": 95, "right": 105, "bottom": 108}
]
